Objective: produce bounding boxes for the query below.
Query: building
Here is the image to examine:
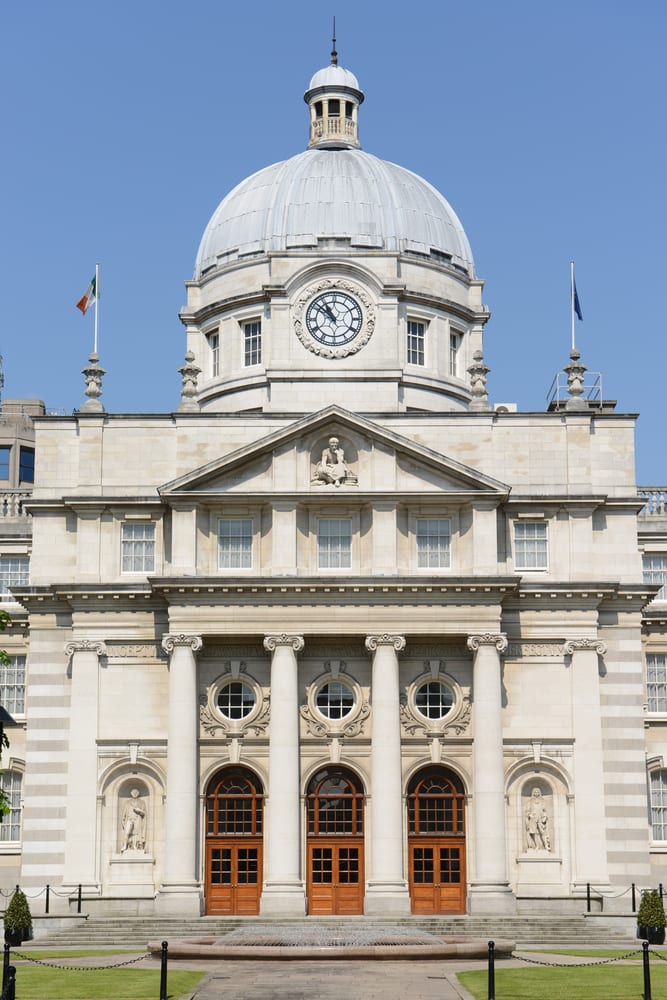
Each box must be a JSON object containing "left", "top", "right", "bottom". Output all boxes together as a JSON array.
[{"left": 1, "top": 50, "right": 666, "bottom": 918}]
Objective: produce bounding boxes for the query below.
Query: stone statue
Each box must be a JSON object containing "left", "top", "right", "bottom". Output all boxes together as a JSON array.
[
  {"left": 120, "top": 787, "right": 148, "bottom": 853},
  {"left": 316, "top": 437, "right": 349, "bottom": 487},
  {"left": 524, "top": 786, "right": 551, "bottom": 852}
]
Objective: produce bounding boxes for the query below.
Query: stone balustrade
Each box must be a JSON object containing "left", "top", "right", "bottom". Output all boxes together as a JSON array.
[
  {"left": 0, "top": 490, "right": 31, "bottom": 519},
  {"left": 638, "top": 487, "right": 667, "bottom": 517}
]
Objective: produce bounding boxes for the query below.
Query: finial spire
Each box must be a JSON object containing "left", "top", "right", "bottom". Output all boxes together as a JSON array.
[{"left": 331, "top": 16, "right": 338, "bottom": 65}]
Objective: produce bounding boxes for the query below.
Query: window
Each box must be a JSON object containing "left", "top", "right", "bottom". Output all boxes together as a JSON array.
[
  {"left": 218, "top": 518, "right": 253, "bottom": 569},
  {"left": 317, "top": 518, "right": 351, "bottom": 569},
  {"left": 328, "top": 99, "right": 340, "bottom": 117},
  {"left": 208, "top": 331, "right": 220, "bottom": 377},
  {"left": 0, "top": 656, "right": 25, "bottom": 715},
  {"left": 449, "top": 332, "right": 460, "bottom": 377},
  {"left": 316, "top": 681, "right": 355, "bottom": 720},
  {"left": 514, "top": 521, "right": 548, "bottom": 570},
  {"left": 121, "top": 522, "right": 155, "bottom": 573},
  {"left": 407, "top": 320, "right": 425, "bottom": 366},
  {"left": 416, "top": 518, "right": 451, "bottom": 568},
  {"left": 0, "top": 447, "right": 10, "bottom": 480},
  {"left": 217, "top": 682, "right": 256, "bottom": 720},
  {"left": 643, "top": 554, "right": 667, "bottom": 600},
  {"left": 647, "top": 654, "right": 667, "bottom": 712},
  {"left": 0, "top": 556, "right": 29, "bottom": 600},
  {"left": 18, "top": 448, "right": 34, "bottom": 484},
  {"left": 415, "top": 681, "right": 455, "bottom": 720},
  {"left": 0, "top": 772, "right": 22, "bottom": 842},
  {"left": 651, "top": 771, "right": 667, "bottom": 841},
  {"left": 243, "top": 320, "right": 261, "bottom": 366}
]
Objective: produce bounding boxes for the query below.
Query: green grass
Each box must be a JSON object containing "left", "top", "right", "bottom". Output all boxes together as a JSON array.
[
  {"left": 458, "top": 964, "right": 667, "bottom": 1000},
  {"left": 522, "top": 948, "right": 646, "bottom": 958},
  {"left": 14, "top": 949, "right": 140, "bottom": 959},
  {"left": 2, "top": 965, "right": 205, "bottom": 999}
]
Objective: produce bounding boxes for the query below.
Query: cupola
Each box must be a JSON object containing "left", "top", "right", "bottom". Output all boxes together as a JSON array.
[{"left": 304, "top": 37, "right": 364, "bottom": 149}]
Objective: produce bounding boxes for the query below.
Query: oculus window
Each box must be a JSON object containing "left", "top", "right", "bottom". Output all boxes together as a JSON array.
[
  {"left": 217, "top": 681, "right": 257, "bottom": 720},
  {"left": 315, "top": 681, "right": 355, "bottom": 720},
  {"left": 415, "top": 680, "right": 455, "bottom": 720}
]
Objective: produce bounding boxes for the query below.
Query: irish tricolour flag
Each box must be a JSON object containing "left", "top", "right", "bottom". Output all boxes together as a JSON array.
[{"left": 76, "top": 275, "right": 97, "bottom": 315}]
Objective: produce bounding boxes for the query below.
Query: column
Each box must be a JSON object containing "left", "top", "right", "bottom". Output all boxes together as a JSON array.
[
  {"left": 467, "top": 633, "right": 516, "bottom": 914},
  {"left": 565, "top": 638, "right": 610, "bottom": 890},
  {"left": 157, "top": 633, "right": 202, "bottom": 914},
  {"left": 261, "top": 633, "right": 306, "bottom": 915},
  {"left": 365, "top": 633, "right": 411, "bottom": 914},
  {"left": 62, "top": 640, "right": 106, "bottom": 893}
]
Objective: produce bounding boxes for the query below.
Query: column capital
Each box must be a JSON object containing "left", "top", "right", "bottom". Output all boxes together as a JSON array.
[
  {"left": 161, "top": 633, "right": 203, "bottom": 655},
  {"left": 64, "top": 639, "right": 106, "bottom": 660},
  {"left": 564, "top": 637, "right": 607, "bottom": 656},
  {"left": 263, "top": 634, "right": 305, "bottom": 654},
  {"left": 365, "top": 634, "right": 406, "bottom": 653},
  {"left": 467, "top": 633, "right": 508, "bottom": 654}
]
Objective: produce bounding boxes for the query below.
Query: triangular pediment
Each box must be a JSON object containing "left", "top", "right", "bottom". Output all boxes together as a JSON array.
[{"left": 159, "top": 406, "right": 509, "bottom": 501}]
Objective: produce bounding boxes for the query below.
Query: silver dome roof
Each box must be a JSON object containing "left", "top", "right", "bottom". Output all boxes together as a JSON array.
[
  {"left": 307, "top": 64, "right": 360, "bottom": 92},
  {"left": 195, "top": 148, "right": 475, "bottom": 278}
]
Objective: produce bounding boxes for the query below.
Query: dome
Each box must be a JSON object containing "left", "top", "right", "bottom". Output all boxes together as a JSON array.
[
  {"left": 307, "top": 64, "right": 361, "bottom": 93},
  {"left": 194, "top": 149, "right": 475, "bottom": 278}
]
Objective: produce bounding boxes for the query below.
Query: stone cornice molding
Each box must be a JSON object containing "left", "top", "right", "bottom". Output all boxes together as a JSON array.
[
  {"left": 263, "top": 634, "right": 305, "bottom": 654},
  {"left": 161, "top": 634, "right": 203, "bottom": 655},
  {"left": 365, "top": 634, "right": 406, "bottom": 653},
  {"left": 564, "top": 638, "right": 607, "bottom": 656},
  {"left": 467, "top": 633, "right": 508, "bottom": 654},
  {"left": 64, "top": 639, "right": 106, "bottom": 659}
]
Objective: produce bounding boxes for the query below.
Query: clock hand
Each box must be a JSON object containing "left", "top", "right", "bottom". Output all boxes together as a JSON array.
[{"left": 322, "top": 304, "right": 337, "bottom": 324}]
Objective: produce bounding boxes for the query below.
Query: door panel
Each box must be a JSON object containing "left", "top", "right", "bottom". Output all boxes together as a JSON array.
[
  {"left": 409, "top": 839, "right": 465, "bottom": 914},
  {"left": 206, "top": 840, "right": 262, "bottom": 915},
  {"left": 307, "top": 840, "right": 363, "bottom": 915}
]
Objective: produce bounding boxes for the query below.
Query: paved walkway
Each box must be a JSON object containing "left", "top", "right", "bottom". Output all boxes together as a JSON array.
[{"left": 188, "top": 958, "right": 481, "bottom": 1000}]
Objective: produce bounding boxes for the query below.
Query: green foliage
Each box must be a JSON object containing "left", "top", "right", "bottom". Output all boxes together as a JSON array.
[
  {"left": 638, "top": 888, "right": 667, "bottom": 928},
  {"left": 2, "top": 966, "right": 204, "bottom": 999},
  {"left": 458, "top": 964, "right": 667, "bottom": 1000},
  {"left": 3, "top": 887, "right": 32, "bottom": 931}
]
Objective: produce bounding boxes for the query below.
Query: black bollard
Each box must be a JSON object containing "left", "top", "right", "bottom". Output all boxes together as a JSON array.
[
  {"left": 643, "top": 940, "right": 652, "bottom": 1000},
  {"left": 487, "top": 940, "right": 495, "bottom": 1000},
  {"left": 587, "top": 882, "right": 591, "bottom": 912},
  {"left": 633, "top": 883, "right": 637, "bottom": 912},
  {"left": 159, "top": 940, "right": 168, "bottom": 1000},
  {"left": 77, "top": 884, "right": 82, "bottom": 914},
  {"left": 6, "top": 965, "right": 15, "bottom": 1000},
  {"left": 45, "top": 883, "right": 50, "bottom": 915},
  {"left": 2, "top": 942, "right": 9, "bottom": 990}
]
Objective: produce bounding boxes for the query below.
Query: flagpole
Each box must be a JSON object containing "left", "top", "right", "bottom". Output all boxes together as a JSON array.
[
  {"left": 570, "top": 260, "right": 576, "bottom": 353},
  {"left": 94, "top": 262, "right": 100, "bottom": 355}
]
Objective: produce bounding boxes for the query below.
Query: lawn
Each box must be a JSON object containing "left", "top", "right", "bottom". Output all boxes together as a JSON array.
[
  {"left": 4, "top": 961, "right": 204, "bottom": 1000},
  {"left": 458, "top": 963, "right": 667, "bottom": 1000}
]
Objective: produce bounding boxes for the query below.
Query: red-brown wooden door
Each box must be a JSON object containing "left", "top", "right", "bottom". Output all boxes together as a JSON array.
[
  {"left": 204, "top": 766, "right": 263, "bottom": 916},
  {"left": 306, "top": 766, "right": 365, "bottom": 915},
  {"left": 407, "top": 766, "right": 467, "bottom": 914}
]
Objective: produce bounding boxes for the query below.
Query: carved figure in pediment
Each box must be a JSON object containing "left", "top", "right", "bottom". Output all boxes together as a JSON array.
[{"left": 316, "top": 437, "right": 349, "bottom": 487}]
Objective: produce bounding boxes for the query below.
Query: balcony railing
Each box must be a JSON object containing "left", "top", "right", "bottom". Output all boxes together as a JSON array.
[
  {"left": 0, "top": 490, "right": 31, "bottom": 519},
  {"left": 639, "top": 488, "right": 667, "bottom": 517}
]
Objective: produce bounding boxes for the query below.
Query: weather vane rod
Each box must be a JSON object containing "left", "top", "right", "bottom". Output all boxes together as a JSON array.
[{"left": 331, "top": 16, "right": 338, "bottom": 65}]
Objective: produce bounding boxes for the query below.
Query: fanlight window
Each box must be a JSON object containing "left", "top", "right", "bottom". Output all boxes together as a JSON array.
[
  {"left": 206, "top": 767, "right": 263, "bottom": 837},
  {"left": 307, "top": 767, "right": 364, "bottom": 836},
  {"left": 407, "top": 767, "right": 465, "bottom": 835}
]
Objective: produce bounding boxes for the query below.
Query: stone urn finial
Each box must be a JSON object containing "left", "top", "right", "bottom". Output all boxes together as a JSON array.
[
  {"left": 178, "top": 351, "right": 201, "bottom": 412},
  {"left": 467, "top": 349, "right": 491, "bottom": 411},
  {"left": 80, "top": 352, "right": 105, "bottom": 412},
  {"left": 564, "top": 349, "right": 588, "bottom": 410}
]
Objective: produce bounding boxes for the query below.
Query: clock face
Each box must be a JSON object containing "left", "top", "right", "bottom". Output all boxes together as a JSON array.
[{"left": 305, "top": 291, "right": 363, "bottom": 347}]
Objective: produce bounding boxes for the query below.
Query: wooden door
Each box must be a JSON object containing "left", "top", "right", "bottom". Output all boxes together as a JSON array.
[
  {"left": 206, "top": 840, "right": 262, "bottom": 915},
  {"left": 409, "top": 838, "right": 466, "bottom": 914},
  {"left": 308, "top": 839, "right": 363, "bottom": 915}
]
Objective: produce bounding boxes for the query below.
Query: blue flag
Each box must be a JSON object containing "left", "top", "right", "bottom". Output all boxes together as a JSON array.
[{"left": 573, "top": 277, "right": 583, "bottom": 321}]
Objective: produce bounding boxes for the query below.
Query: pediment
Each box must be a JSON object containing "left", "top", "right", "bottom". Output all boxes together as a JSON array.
[{"left": 159, "top": 406, "right": 509, "bottom": 501}]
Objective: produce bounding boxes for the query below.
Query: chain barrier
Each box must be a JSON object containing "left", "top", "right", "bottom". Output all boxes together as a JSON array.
[
  {"left": 11, "top": 950, "right": 150, "bottom": 972},
  {"left": 515, "top": 948, "right": 646, "bottom": 968}
]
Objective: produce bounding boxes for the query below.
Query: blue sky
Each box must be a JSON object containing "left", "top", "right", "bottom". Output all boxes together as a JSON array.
[{"left": 1, "top": 1, "right": 665, "bottom": 481}]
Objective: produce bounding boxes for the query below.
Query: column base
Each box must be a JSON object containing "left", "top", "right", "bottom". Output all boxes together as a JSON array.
[
  {"left": 260, "top": 881, "right": 307, "bottom": 916},
  {"left": 364, "top": 881, "right": 412, "bottom": 915},
  {"left": 156, "top": 882, "right": 202, "bottom": 916},
  {"left": 468, "top": 881, "right": 517, "bottom": 915}
]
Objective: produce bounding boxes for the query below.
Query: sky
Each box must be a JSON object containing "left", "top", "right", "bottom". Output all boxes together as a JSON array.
[{"left": 1, "top": 0, "right": 665, "bottom": 481}]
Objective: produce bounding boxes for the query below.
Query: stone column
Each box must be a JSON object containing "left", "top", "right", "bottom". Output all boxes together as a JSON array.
[
  {"left": 467, "top": 633, "right": 516, "bottom": 913},
  {"left": 157, "top": 633, "right": 202, "bottom": 914},
  {"left": 564, "top": 638, "right": 610, "bottom": 890},
  {"left": 365, "top": 634, "right": 411, "bottom": 914},
  {"left": 261, "top": 633, "right": 306, "bottom": 915},
  {"left": 62, "top": 640, "right": 106, "bottom": 893}
]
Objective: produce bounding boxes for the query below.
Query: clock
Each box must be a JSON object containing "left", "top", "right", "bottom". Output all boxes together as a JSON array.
[{"left": 305, "top": 290, "right": 363, "bottom": 347}]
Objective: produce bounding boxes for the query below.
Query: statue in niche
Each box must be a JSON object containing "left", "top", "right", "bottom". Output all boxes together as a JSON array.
[
  {"left": 524, "top": 786, "right": 551, "bottom": 852},
  {"left": 119, "top": 787, "right": 148, "bottom": 853},
  {"left": 315, "top": 437, "right": 350, "bottom": 487}
]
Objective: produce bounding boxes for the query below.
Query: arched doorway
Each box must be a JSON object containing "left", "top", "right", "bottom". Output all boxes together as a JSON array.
[
  {"left": 407, "top": 766, "right": 467, "bottom": 914},
  {"left": 306, "top": 766, "right": 364, "bottom": 915},
  {"left": 204, "top": 766, "right": 263, "bottom": 915}
]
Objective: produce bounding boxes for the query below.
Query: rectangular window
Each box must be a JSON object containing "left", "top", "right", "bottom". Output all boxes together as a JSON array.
[
  {"left": 643, "top": 554, "right": 667, "bottom": 600},
  {"left": 647, "top": 654, "right": 667, "bottom": 712},
  {"left": 209, "top": 332, "right": 220, "bottom": 378},
  {"left": 0, "top": 772, "right": 22, "bottom": 842},
  {"left": 318, "top": 518, "right": 352, "bottom": 569},
  {"left": 18, "top": 447, "right": 34, "bottom": 484},
  {"left": 651, "top": 771, "right": 667, "bottom": 841},
  {"left": 0, "top": 447, "right": 10, "bottom": 480},
  {"left": 244, "top": 321, "right": 262, "bottom": 367},
  {"left": 449, "top": 332, "right": 460, "bottom": 377},
  {"left": 218, "top": 518, "right": 253, "bottom": 569},
  {"left": 0, "top": 556, "right": 29, "bottom": 599},
  {"left": 416, "top": 518, "right": 451, "bottom": 568},
  {"left": 121, "top": 522, "right": 155, "bottom": 573},
  {"left": 407, "top": 320, "right": 425, "bottom": 366},
  {"left": 0, "top": 656, "right": 26, "bottom": 715},
  {"left": 514, "top": 521, "right": 548, "bottom": 570}
]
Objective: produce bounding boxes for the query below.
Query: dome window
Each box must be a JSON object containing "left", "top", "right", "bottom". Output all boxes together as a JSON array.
[
  {"left": 328, "top": 99, "right": 340, "bottom": 117},
  {"left": 314, "top": 101, "right": 323, "bottom": 118}
]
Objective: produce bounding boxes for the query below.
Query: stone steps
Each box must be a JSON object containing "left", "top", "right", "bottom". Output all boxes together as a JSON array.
[{"left": 31, "top": 914, "right": 639, "bottom": 948}]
